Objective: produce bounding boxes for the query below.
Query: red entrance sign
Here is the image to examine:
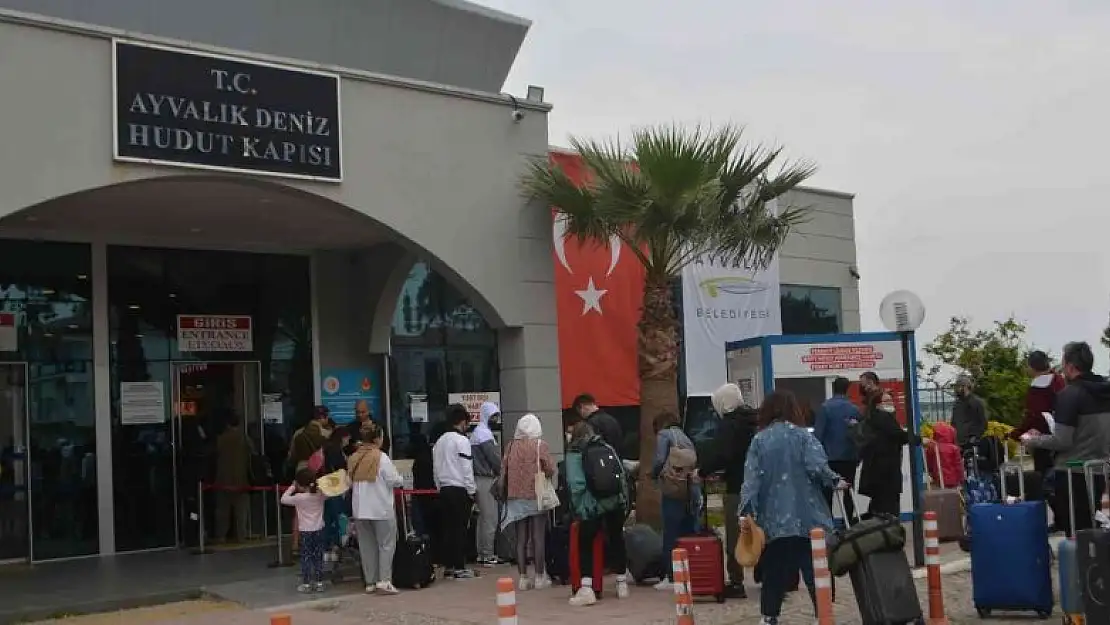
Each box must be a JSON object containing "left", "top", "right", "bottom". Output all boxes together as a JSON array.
[
  {"left": 176, "top": 315, "right": 253, "bottom": 352},
  {"left": 800, "top": 345, "right": 885, "bottom": 371}
]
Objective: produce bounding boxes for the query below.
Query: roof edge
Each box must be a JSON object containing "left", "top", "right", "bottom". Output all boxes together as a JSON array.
[{"left": 432, "top": 0, "right": 532, "bottom": 28}]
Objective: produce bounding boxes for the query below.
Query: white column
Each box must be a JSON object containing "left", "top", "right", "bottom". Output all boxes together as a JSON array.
[{"left": 91, "top": 241, "right": 115, "bottom": 555}]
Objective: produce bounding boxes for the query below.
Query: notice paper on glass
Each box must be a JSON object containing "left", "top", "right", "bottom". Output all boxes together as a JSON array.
[
  {"left": 120, "top": 381, "right": 165, "bottom": 425},
  {"left": 410, "top": 394, "right": 429, "bottom": 423},
  {"left": 263, "top": 393, "right": 284, "bottom": 424}
]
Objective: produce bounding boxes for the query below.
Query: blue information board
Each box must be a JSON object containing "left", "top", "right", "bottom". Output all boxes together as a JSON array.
[{"left": 320, "top": 368, "right": 382, "bottom": 426}]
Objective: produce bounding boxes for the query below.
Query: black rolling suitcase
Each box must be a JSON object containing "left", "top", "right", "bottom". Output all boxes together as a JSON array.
[
  {"left": 837, "top": 491, "right": 923, "bottom": 625},
  {"left": 393, "top": 491, "right": 436, "bottom": 589}
]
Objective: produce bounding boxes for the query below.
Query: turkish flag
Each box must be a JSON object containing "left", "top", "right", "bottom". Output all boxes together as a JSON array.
[{"left": 550, "top": 151, "right": 645, "bottom": 407}]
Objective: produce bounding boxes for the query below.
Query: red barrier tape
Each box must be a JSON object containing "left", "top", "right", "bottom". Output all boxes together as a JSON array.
[{"left": 201, "top": 484, "right": 442, "bottom": 495}]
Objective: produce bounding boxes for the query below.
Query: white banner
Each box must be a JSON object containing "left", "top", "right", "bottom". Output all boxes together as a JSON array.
[{"left": 682, "top": 245, "right": 781, "bottom": 396}]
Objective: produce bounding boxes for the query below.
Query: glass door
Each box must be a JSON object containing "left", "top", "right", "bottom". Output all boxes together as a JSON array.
[
  {"left": 171, "top": 361, "right": 263, "bottom": 548},
  {"left": 0, "top": 363, "right": 29, "bottom": 562}
]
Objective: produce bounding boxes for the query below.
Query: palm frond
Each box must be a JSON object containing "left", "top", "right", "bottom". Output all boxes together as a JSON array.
[{"left": 520, "top": 123, "right": 818, "bottom": 279}]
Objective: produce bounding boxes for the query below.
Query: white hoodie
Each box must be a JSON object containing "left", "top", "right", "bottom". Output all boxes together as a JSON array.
[{"left": 433, "top": 429, "right": 477, "bottom": 495}]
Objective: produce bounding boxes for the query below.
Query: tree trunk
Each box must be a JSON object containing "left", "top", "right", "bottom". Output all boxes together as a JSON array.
[{"left": 636, "top": 275, "right": 680, "bottom": 529}]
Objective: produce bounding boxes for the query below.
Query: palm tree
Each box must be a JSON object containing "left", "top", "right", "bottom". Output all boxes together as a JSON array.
[{"left": 521, "top": 124, "right": 816, "bottom": 524}]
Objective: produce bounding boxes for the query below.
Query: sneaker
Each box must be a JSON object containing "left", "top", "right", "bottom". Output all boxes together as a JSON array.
[
  {"left": 442, "top": 568, "right": 457, "bottom": 579},
  {"left": 568, "top": 586, "right": 597, "bottom": 606},
  {"left": 365, "top": 585, "right": 376, "bottom": 594},
  {"left": 452, "top": 569, "right": 477, "bottom": 579},
  {"left": 479, "top": 555, "right": 501, "bottom": 567},
  {"left": 759, "top": 618, "right": 778, "bottom": 625},
  {"left": 376, "top": 581, "right": 399, "bottom": 595},
  {"left": 297, "top": 583, "right": 313, "bottom": 593},
  {"left": 616, "top": 579, "right": 630, "bottom": 599},
  {"left": 653, "top": 580, "right": 673, "bottom": 591},
  {"left": 533, "top": 574, "right": 552, "bottom": 590},
  {"left": 518, "top": 576, "right": 534, "bottom": 591},
  {"left": 313, "top": 582, "right": 326, "bottom": 592}
]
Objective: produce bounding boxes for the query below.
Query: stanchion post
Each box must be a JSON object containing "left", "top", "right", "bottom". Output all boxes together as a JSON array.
[
  {"left": 811, "top": 528, "right": 834, "bottom": 625},
  {"left": 267, "top": 483, "right": 291, "bottom": 568},
  {"left": 924, "top": 511, "right": 949, "bottom": 624},
  {"left": 496, "top": 577, "right": 518, "bottom": 625},
  {"left": 197, "top": 481, "right": 206, "bottom": 555},
  {"left": 671, "top": 548, "right": 694, "bottom": 625}
]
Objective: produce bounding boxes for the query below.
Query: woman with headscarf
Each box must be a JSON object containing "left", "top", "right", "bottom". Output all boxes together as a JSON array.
[
  {"left": 499, "top": 413, "right": 556, "bottom": 590},
  {"left": 470, "top": 401, "right": 502, "bottom": 566},
  {"left": 349, "top": 421, "right": 404, "bottom": 595}
]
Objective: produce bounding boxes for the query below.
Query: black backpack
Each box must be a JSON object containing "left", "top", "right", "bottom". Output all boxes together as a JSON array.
[{"left": 582, "top": 440, "right": 624, "bottom": 498}]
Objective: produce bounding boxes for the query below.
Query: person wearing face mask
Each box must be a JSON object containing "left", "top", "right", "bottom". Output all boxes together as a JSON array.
[
  {"left": 470, "top": 401, "right": 503, "bottom": 567},
  {"left": 1024, "top": 341, "right": 1110, "bottom": 536},
  {"left": 857, "top": 391, "right": 913, "bottom": 517},
  {"left": 950, "top": 375, "right": 988, "bottom": 447}
]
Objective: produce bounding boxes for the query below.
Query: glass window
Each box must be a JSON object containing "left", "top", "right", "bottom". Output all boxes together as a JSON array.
[
  {"left": 389, "top": 262, "right": 498, "bottom": 459},
  {"left": 107, "top": 246, "right": 312, "bottom": 552},
  {"left": 0, "top": 240, "right": 97, "bottom": 560},
  {"left": 780, "top": 285, "right": 842, "bottom": 335}
]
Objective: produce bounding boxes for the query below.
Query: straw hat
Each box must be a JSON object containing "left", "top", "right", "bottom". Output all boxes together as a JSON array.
[
  {"left": 735, "top": 515, "right": 766, "bottom": 567},
  {"left": 316, "top": 468, "right": 351, "bottom": 498}
]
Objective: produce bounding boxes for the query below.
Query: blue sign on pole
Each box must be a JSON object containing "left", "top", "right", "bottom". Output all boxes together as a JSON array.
[{"left": 320, "top": 369, "right": 382, "bottom": 426}]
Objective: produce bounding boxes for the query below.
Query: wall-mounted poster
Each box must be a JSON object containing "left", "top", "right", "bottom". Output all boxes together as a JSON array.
[{"left": 320, "top": 369, "right": 382, "bottom": 425}]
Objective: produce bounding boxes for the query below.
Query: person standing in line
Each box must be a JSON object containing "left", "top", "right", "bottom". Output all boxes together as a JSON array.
[
  {"left": 286, "top": 406, "right": 332, "bottom": 555},
  {"left": 651, "top": 411, "right": 700, "bottom": 592},
  {"left": 499, "top": 413, "right": 556, "bottom": 590},
  {"left": 699, "top": 382, "right": 757, "bottom": 599},
  {"left": 950, "top": 375, "right": 988, "bottom": 447},
  {"left": 813, "top": 377, "right": 862, "bottom": 520},
  {"left": 214, "top": 414, "right": 254, "bottom": 544},
  {"left": 564, "top": 421, "right": 632, "bottom": 606},
  {"left": 858, "top": 391, "right": 911, "bottom": 517},
  {"left": 281, "top": 469, "right": 328, "bottom": 593},
  {"left": 433, "top": 404, "right": 478, "bottom": 579},
  {"left": 739, "top": 390, "right": 849, "bottom": 625},
  {"left": 1024, "top": 341, "right": 1110, "bottom": 536},
  {"left": 349, "top": 421, "right": 403, "bottom": 595},
  {"left": 1010, "top": 350, "right": 1065, "bottom": 475},
  {"left": 470, "top": 401, "right": 503, "bottom": 567},
  {"left": 572, "top": 393, "right": 624, "bottom": 453}
]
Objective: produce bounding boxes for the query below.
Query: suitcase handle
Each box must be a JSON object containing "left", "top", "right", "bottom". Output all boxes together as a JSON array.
[
  {"left": 835, "top": 488, "right": 863, "bottom": 528},
  {"left": 1081, "top": 459, "right": 1110, "bottom": 523}
]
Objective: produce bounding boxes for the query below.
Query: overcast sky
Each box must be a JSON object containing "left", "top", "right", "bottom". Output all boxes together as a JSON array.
[{"left": 479, "top": 0, "right": 1110, "bottom": 369}]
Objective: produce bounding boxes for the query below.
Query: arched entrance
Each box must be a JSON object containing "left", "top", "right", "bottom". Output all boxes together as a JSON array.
[{"left": 0, "top": 175, "right": 512, "bottom": 561}]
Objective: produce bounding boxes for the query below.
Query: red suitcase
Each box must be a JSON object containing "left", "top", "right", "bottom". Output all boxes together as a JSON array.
[
  {"left": 675, "top": 489, "right": 726, "bottom": 603},
  {"left": 569, "top": 520, "right": 605, "bottom": 598}
]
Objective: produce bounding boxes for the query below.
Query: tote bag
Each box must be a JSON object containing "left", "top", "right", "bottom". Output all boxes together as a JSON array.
[{"left": 535, "top": 440, "right": 560, "bottom": 511}]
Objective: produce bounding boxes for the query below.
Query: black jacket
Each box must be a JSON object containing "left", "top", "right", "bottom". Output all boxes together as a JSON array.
[
  {"left": 858, "top": 406, "right": 911, "bottom": 499},
  {"left": 700, "top": 407, "right": 757, "bottom": 494},
  {"left": 587, "top": 410, "right": 623, "bottom": 454}
]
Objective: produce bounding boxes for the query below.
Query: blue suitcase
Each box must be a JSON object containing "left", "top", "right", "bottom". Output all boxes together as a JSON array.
[{"left": 969, "top": 500, "right": 1053, "bottom": 618}]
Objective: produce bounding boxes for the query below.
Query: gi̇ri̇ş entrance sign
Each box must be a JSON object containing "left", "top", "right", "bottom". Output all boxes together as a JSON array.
[{"left": 113, "top": 40, "right": 342, "bottom": 182}]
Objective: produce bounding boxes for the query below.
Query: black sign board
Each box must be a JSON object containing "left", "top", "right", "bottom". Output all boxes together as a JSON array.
[{"left": 113, "top": 40, "right": 342, "bottom": 182}]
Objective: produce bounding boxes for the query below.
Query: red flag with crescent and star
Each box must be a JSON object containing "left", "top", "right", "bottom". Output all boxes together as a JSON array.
[{"left": 550, "top": 150, "right": 645, "bottom": 407}]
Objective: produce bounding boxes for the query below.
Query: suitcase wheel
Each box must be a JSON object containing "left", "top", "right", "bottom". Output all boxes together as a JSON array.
[
  {"left": 977, "top": 607, "right": 991, "bottom": 618},
  {"left": 1035, "top": 609, "right": 1051, "bottom": 619},
  {"left": 714, "top": 593, "right": 725, "bottom": 604}
]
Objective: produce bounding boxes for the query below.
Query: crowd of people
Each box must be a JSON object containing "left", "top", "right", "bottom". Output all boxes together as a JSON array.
[{"left": 269, "top": 339, "right": 1110, "bottom": 624}]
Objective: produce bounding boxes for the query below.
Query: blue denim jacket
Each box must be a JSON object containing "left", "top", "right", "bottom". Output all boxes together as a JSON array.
[
  {"left": 813, "top": 395, "right": 861, "bottom": 462},
  {"left": 739, "top": 421, "right": 840, "bottom": 541}
]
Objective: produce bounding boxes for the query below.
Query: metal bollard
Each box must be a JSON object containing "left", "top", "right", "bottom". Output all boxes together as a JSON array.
[
  {"left": 268, "top": 483, "right": 292, "bottom": 568},
  {"left": 196, "top": 481, "right": 208, "bottom": 555},
  {"left": 811, "top": 528, "right": 834, "bottom": 625},
  {"left": 496, "top": 577, "right": 517, "bottom": 625},
  {"left": 671, "top": 548, "right": 694, "bottom": 625},
  {"left": 924, "top": 511, "right": 949, "bottom": 624}
]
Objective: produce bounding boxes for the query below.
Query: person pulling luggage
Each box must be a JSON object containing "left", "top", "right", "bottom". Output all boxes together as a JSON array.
[
  {"left": 738, "top": 390, "right": 850, "bottom": 625},
  {"left": 698, "top": 382, "right": 756, "bottom": 599}
]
